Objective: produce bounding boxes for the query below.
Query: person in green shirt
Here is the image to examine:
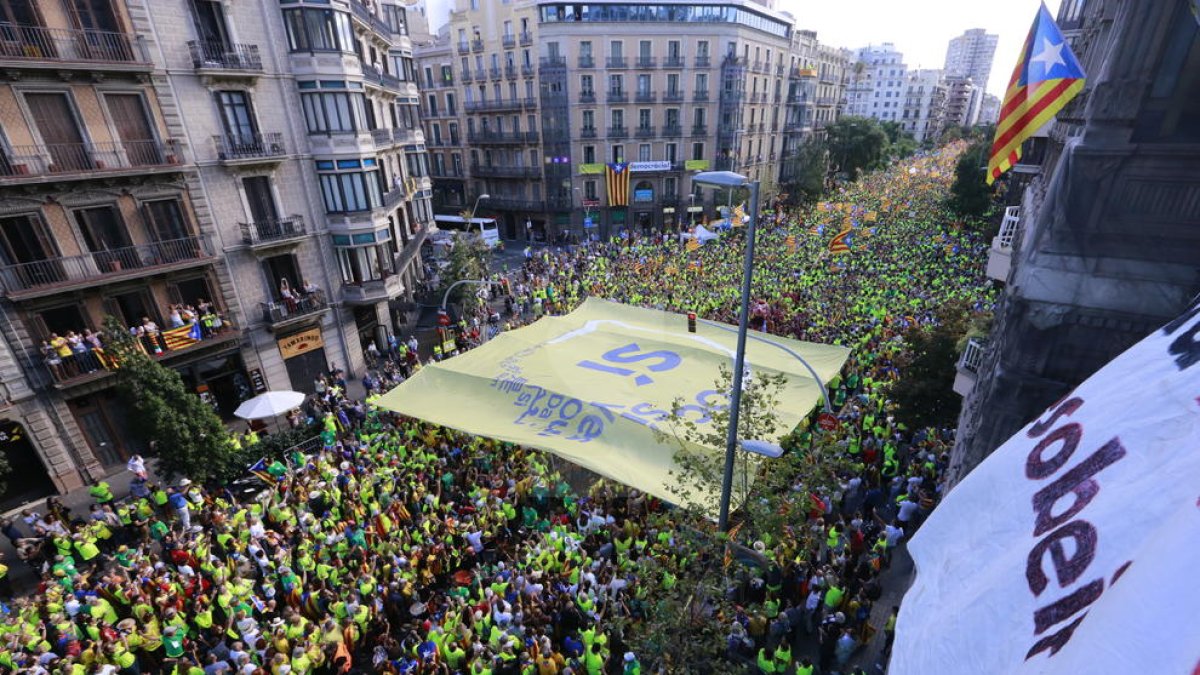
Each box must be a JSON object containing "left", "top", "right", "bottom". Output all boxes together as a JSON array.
[{"left": 88, "top": 480, "right": 114, "bottom": 505}]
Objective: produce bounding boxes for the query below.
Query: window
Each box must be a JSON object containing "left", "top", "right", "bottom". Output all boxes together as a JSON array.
[
  {"left": 580, "top": 41, "right": 592, "bottom": 57},
  {"left": 609, "top": 74, "right": 623, "bottom": 94},
  {"left": 582, "top": 110, "right": 594, "bottom": 129},
  {"left": 426, "top": 94, "right": 438, "bottom": 116},
  {"left": 215, "top": 90, "right": 257, "bottom": 141},
  {"left": 668, "top": 41, "right": 681, "bottom": 59},
  {"left": 581, "top": 75, "right": 593, "bottom": 93},
  {"left": 695, "top": 73, "right": 708, "bottom": 91},
  {"left": 610, "top": 40, "right": 622, "bottom": 57},
  {"left": 317, "top": 159, "right": 383, "bottom": 213},
  {"left": 142, "top": 199, "right": 193, "bottom": 243},
  {"left": 638, "top": 144, "right": 650, "bottom": 161},
  {"left": 300, "top": 90, "right": 366, "bottom": 134},
  {"left": 611, "top": 145, "right": 623, "bottom": 163},
  {"left": 335, "top": 244, "right": 392, "bottom": 285},
  {"left": 638, "top": 109, "right": 651, "bottom": 129},
  {"left": 697, "top": 41, "right": 709, "bottom": 57},
  {"left": 446, "top": 93, "right": 457, "bottom": 115},
  {"left": 610, "top": 109, "right": 624, "bottom": 128},
  {"left": 283, "top": 8, "right": 353, "bottom": 53},
  {"left": 691, "top": 142, "right": 704, "bottom": 160},
  {"left": 639, "top": 41, "right": 651, "bottom": 58},
  {"left": 583, "top": 145, "right": 595, "bottom": 163},
  {"left": 666, "top": 108, "right": 680, "bottom": 127},
  {"left": 406, "top": 152, "right": 429, "bottom": 177},
  {"left": 665, "top": 176, "right": 676, "bottom": 196},
  {"left": 667, "top": 73, "right": 679, "bottom": 94},
  {"left": 637, "top": 74, "right": 651, "bottom": 95},
  {"left": 692, "top": 108, "right": 706, "bottom": 126},
  {"left": 665, "top": 142, "right": 677, "bottom": 162},
  {"left": 584, "top": 180, "right": 597, "bottom": 200}
]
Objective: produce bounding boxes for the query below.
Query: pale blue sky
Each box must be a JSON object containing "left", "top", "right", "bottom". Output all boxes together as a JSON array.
[{"left": 420, "top": 0, "right": 1062, "bottom": 97}]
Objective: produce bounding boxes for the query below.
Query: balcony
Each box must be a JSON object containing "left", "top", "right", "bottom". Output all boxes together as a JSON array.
[
  {"left": 635, "top": 125, "right": 656, "bottom": 138},
  {"left": 519, "top": 30, "right": 533, "bottom": 46},
  {"left": 261, "top": 288, "right": 328, "bottom": 331},
  {"left": 635, "top": 90, "right": 657, "bottom": 103},
  {"left": 606, "top": 90, "right": 627, "bottom": 103},
  {"left": 0, "top": 24, "right": 150, "bottom": 72},
  {"left": 578, "top": 55, "right": 595, "bottom": 69},
  {"left": 461, "top": 68, "right": 474, "bottom": 83},
  {"left": 502, "top": 34, "right": 516, "bottom": 49},
  {"left": 953, "top": 338, "right": 988, "bottom": 396},
  {"left": 488, "top": 66, "right": 501, "bottom": 80},
  {"left": 579, "top": 91, "right": 596, "bottom": 104},
  {"left": 457, "top": 41, "right": 470, "bottom": 54},
  {"left": 663, "top": 90, "right": 684, "bottom": 103},
  {"left": 693, "top": 90, "right": 709, "bottom": 102},
  {"left": 987, "top": 206, "right": 1020, "bottom": 282},
  {"left": 465, "top": 98, "right": 523, "bottom": 112},
  {"left": 214, "top": 132, "right": 285, "bottom": 164},
  {"left": 240, "top": 216, "right": 307, "bottom": 250},
  {"left": 522, "top": 64, "right": 535, "bottom": 77},
  {"left": 662, "top": 124, "right": 683, "bottom": 138},
  {"left": 466, "top": 130, "right": 539, "bottom": 145},
  {"left": 607, "top": 126, "right": 628, "bottom": 139},
  {"left": 540, "top": 55, "right": 566, "bottom": 68},
  {"left": 187, "top": 41, "right": 262, "bottom": 78},
  {"left": 635, "top": 56, "right": 656, "bottom": 68},
  {"left": 606, "top": 56, "right": 627, "bottom": 69},
  {"left": 362, "top": 64, "right": 402, "bottom": 89},
  {"left": 690, "top": 124, "right": 708, "bottom": 136},
  {"left": 0, "top": 235, "right": 215, "bottom": 301},
  {"left": 371, "top": 127, "right": 394, "bottom": 147},
  {"left": 394, "top": 127, "right": 422, "bottom": 144},
  {"left": 580, "top": 127, "right": 598, "bottom": 138},
  {"left": 505, "top": 64, "right": 518, "bottom": 79},
  {"left": 523, "top": 97, "right": 538, "bottom": 110},
  {"left": 471, "top": 38, "right": 484, "bottom": 52},
  {"left": 471, "top": 164, "right": 541, "bottom": 179},
  {"left": 663, "top": 56, "right": 684, "bottom": 68},
  {"left": 751, "top": 60, "right": 763, "bottom": 72},
  {"left": 343, "top": 274, "right": 404, "bottom": 305},
  {"left": 694, "top": 56, "right": 711, "bottom": 68},
  {"left": 0, "top": 139, "right": 183, "bottom": 186}
]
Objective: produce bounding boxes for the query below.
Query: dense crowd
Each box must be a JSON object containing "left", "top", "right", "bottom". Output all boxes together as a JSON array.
[{"left": 0, "top": 147, "right": 995, "bottom": 674}]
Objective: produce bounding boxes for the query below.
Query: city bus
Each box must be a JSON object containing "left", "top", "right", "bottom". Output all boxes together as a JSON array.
[{"left": 433, "top": 215, "right": 502, "bottom": 249}]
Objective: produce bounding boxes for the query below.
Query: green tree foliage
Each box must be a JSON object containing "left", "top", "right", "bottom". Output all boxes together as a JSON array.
[
  {"left": 824, "top": 116, "right": 890, "bottom": 180},
  {"left": 101, "top": 316, "right": 234, "bottom": 483},
  {"left": 439, "top": 236, "right": 490, "bottom": 314},
  {"left": 630, "top": 365, "right": 850, "bottom": 670},
  {"left": 780, "top": 139, "right": 829, "bottom": 205},
  {"left": 890, "top": 300, "right": 982, "bottom": 431},
  {"left": 947, "top": 140, "right": 995, "bottom": 219}
]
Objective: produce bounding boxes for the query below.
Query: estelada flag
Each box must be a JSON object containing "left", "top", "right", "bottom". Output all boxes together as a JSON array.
[
  {"left": 685, "top": 237, "right": 701, "bottom": 252},
  {"left": 785, "top": 235, "right": 797, "bottom": 252},
  {"left": 829, "top": 224, "right": 852, "bottom": 255},
  {"left": 606, "top": 162, "right": 630, "bottom": 206},
  {"left": 731, "top": 202, "right": 747, "bottom": 228},
  {"left": 987, "top": 4, "right": 1086, "bottom": 184},
  {"left": 162, "top": 321, "right": 202, "bottom": 350}
]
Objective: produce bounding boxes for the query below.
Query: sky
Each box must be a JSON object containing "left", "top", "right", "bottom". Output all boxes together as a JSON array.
[
  {"left": 776, "top": 0, "right": 1062, "bottom": 97},
  {"left": 420, "top": 0, "right": 1061, "bottom": 98}
]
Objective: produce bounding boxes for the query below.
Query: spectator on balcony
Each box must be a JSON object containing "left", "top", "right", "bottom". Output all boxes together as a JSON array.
[
  {"left": 280, "top": 279, "right": 298, "bottom": 314},
  {"left": 140, "top": 316, "right": 165, "bottom": 354},
  {"left": 167, "top": 304, "right": 185, "bottom": 328},
  {"left": 67, "top": 331, "right": 100, "bottom": 374},
  {"left": 48, "top": 333, "right": 78, "bottom": 377},
  {"left": 41, "top": 339, "right": 66, "bottom": 381},
  {"left": 301, "top": 279, "right": 321, "bottom": 310}
]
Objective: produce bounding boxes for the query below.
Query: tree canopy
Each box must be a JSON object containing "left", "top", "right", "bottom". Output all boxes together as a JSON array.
[{"left": 825, "top": 116, "right": 891, "bottom": 180}]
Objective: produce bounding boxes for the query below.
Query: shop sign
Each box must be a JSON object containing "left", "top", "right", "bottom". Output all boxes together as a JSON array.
[
  {"left": 630, "top": 160, "right": 672, "bottom": 172},
  {"left": 278, "top": 328, "right": 324, "bottom": 359}
]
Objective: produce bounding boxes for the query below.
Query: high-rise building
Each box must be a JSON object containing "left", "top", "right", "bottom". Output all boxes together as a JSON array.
[
  {"left": 0, "top": 0, "right": 435, "bottom": 502},
  {"left": 417, "top": 0, "right": 823, "bottom": 242},
  {"left": 942, "top": 75, "right": 980, "bottom": 128},
  {"left": 900, "top": 69, "right": 947, "bottom": 144},
  {"left": 846, "top": 43, "right": 907, "bottom": 122},
  {"left": 943, "top": 28, "right": 999, "bottom": 95},
  {"left": 950, "top": 0, "right": 1200, "bottom": 481}
]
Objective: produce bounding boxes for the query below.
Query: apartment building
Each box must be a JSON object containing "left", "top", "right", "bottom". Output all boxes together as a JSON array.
[
  {"left": 900, "top": 69, "right": 947, "bottom": 144},
  {"left": 0, "top": 0, "right": 243, "bottom": 501},
  {"left": 132, "top": 0, "right": 433, "bottom": 399},
  {"left": 942, "top": 74, "right": 980, "bottom": 128},
  {"left": 417, "top": 0, "right": 803, "bottom": 242},
  {"left": 950, "top": 0, "right": 1200, "bottom": 481},
  {"left": 943, "top": 28, "right": 998, "bottom": 95},
  {"left": 846, "top": 43, "right": 907, "bottom": 122},
  {"left": 0, "top": 0, "right": 436, "bottom": 504},
  {"left": 779, "top": 30, "right": 852, "bottom": 188}
]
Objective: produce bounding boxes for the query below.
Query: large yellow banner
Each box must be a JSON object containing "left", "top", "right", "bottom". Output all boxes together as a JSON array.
[{"left": 375, "top": 299, "right": 848, "bottom": 508}]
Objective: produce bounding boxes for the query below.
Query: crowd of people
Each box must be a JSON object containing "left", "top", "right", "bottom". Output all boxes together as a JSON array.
[{"left": 1, "top": 147, "right": 996, "bottom": 674}]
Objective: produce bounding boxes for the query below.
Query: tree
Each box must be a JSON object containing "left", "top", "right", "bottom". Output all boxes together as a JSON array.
[
  {"left": 628, "top": 365, "right": 850, "bottom": 670},
  {"left": 102, "top": 316, "right": 235, "bottom": 484},
  {"left": 779, "top": 139, "right": 829, "bottom": 205},
  {"left": 946, "top": 139, "right": 995, "bottom": 219},
  {"left": 439, "top": 236, "right": 490, "bottom": 315},
  {"left": 824, "top": 116, "right": 889, "bottom": 180},
  {"left": 890, "top": 300, "right": 984, "bottom": 432}
]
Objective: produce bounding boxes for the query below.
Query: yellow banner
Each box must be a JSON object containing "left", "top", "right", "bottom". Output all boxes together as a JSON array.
[
  {"left": 579, "top": 163, "right": 606, "bottom": 174},
  {"left": 278, "top": 328, "right": 324, "bottom": 359},
  {"left": 684, "top": 159, "right": 711, "bottom": 171},
  {"left": 375, "top": 299, "right": 848, "bottom": 511}
]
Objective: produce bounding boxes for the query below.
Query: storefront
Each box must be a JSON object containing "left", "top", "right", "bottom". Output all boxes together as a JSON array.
[
  {"left": 279, "top": 327, "right": 330, "bottom": 394},
  {"left": 178, "top": 353, "right": 253, "bottom": 420},
  {"left": 0, "top": 419, "right": 55, "bottom": 510}
]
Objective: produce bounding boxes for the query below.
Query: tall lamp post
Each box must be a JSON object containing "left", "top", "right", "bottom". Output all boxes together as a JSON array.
[
  {"left": 469, "top": 193, "right": 490, "bottom": 224},
  {"left": 692, "top": 170, "right": 760, "bottom": 531}
]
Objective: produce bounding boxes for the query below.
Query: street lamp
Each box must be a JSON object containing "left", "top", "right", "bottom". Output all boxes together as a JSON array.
[
  {"left": 688, "top": 193, "right": 696, "bottom": 233},
  {"left": 691, "top": 170, "right": 760, "bottom": 532},
  {"left": 469, "top": 193, "right": 490, "bottom": 224}
]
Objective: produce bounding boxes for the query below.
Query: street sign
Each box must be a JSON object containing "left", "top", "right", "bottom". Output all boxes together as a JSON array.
[
  {"left": 817, "top": 412, "right": 839, "bottom": 432},
  {"left": 584, "top": 216, "right": 594, "bottom": 229},
  {"left": 437, "top": 310, "right": 451, "bottom": 327}
]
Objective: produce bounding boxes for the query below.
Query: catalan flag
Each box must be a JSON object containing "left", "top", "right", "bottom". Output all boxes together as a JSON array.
[
  {"left": 731, "top": 202, "right": 747, "bottom": 227},
  {"left": 685, "top": 237, "right": 701, "bottom": 252},
  {"left": 988, "top": 4, "right": 1086, "bottom": 184},
  {"left": 784, "top": 235, "right": 797, "bottom": 253},
  {"left": 162, "top": 321, "right": 202, "bottom": 350},
  {"left": 605, "top": 161, "right": 630, "bottom": 206},
  {"left": 828, "top": 224, "right": 852, "bottom": 255}
]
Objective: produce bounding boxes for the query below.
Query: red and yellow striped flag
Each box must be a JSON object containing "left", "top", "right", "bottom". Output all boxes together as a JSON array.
[
  {"left": 987, "top": 5, "right": 1086, "bottom": 184},
  {"left": 605, "top": 162, "right": 630, "bottom": 206},
  {"left": 828, "top": 224, "right": 852, "bottom": 255},
  {"left": 161, "top": 322, "right": 202, "bottom": 350}
]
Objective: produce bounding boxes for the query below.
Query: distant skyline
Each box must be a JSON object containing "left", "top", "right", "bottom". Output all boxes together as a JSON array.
[{"left": 418, "top": 0, "right": 1062, "bottom": 98}]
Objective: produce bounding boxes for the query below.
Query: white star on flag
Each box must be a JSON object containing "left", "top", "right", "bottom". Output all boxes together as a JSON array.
[{"left": 1030, "top": 37, "right": 1066, "bottom": 76}]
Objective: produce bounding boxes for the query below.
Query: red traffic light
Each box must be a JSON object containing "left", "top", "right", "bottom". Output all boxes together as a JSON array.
[
  {"left": 687, "top": 312, "right": 697, "bottom": 333},
  {"left": 437, "top": 310, "right": 451, "bottom": 327}
]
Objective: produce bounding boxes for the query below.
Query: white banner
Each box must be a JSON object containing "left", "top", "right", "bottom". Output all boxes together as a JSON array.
[
  {"left": 629, "top": 160, "right": 672, "bottom": 172},
  {"left": 893, "top": 302, "right": 1200, "bottom": 675}
]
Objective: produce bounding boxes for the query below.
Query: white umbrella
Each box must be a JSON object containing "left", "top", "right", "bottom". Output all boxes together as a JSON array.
[{"left": 234, "top": 390, "right": 306, "bottom": 421}]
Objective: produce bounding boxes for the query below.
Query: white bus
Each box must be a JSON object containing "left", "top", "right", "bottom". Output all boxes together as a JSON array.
[{"left": 433, "top": 215, "right": 501, "bottom": 249}]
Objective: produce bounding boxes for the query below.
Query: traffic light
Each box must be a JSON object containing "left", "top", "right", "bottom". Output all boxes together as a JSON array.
[
  {"left": 687, "top": 311, "right": 697, "bottom": 333},
  {"left": 437, "top": 309, "right": 451, "bottom": 327}
]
